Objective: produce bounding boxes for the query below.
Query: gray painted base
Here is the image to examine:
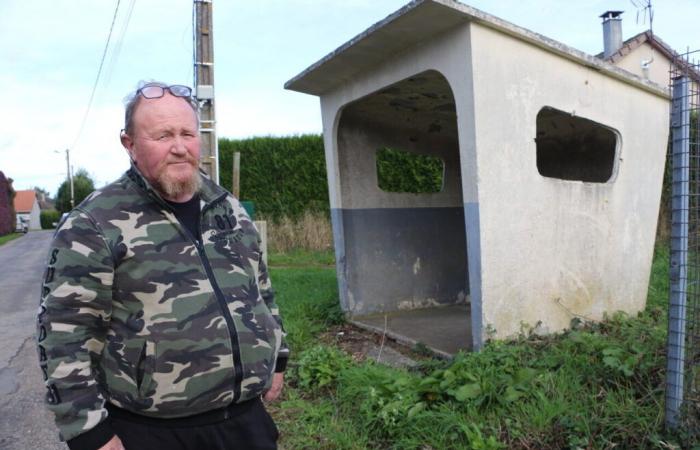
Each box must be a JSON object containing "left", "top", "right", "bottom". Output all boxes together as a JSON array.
[{"left": 333, "top": 207, "right": 469, "bottom": 316}]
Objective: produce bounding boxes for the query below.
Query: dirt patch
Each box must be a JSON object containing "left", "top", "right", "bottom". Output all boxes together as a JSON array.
[{"left": 317, "top": 323, "right": 436, "bottom": 366}]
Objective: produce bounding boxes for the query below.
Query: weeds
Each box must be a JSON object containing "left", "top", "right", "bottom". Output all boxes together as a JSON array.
[
  {"left": 293, "top": 345, "right": 353, "bottom": 391},
  {"left": 271, "top": 246, "right": 688, "bottom": 449},
  {"left": 265, "top": 211, "right": 333, "bottom": 253}
]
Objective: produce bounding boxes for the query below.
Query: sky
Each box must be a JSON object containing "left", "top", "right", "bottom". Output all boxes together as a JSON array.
[{"left": 1, "top": 0, "right": 699, "bottom": 196}]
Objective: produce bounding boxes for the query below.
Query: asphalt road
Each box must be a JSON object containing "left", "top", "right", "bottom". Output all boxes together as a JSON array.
[{"left": 0, "top": 230, "right": 66, "bottom": 450}]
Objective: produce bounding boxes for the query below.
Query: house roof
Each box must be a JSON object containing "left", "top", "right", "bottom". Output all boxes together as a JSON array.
[
  {"left": 285, "top": 0, "right": 668, "bottom": 98},
  {"left": 598, "top": 31, "right": 675, "bottom": 64},
  {"left": 14, "top": 190, "right": 37, "bottom": 213},
  {"left": 598, "top": 31, "right": 700, "bottom": 82}
]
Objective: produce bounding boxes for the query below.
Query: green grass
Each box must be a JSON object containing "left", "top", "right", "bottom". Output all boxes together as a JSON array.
[
  {"left": 0, "top": 233, "right": 23, "bottom": 246},
  {"left": 271, "top": 246, "right": 691, "bottom": 449},
  {"left": 268, "top": 249, "right": 335, "bottom": 268}
]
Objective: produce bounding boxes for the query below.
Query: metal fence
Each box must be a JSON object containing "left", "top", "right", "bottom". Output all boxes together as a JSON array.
[{"left": 666, "top": 49, "right": 700, "bottom": 438}]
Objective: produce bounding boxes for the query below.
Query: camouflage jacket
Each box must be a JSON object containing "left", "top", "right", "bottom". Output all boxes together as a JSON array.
[{"left": 37, "top": 167, "right": 288, "bottom": 444}]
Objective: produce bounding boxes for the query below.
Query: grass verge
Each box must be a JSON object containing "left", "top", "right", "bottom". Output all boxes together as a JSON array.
[
  {"left": 271, "top": 246, "right": 691, "bottom": 449},
  {"left": 0, "top": 233, "right": 23, "bottom": 246}
]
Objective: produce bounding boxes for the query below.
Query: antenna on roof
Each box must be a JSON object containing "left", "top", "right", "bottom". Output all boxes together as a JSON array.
[
  {"left": 630, "top": 0, "right": 655, "bottom": 80},
  {"left": 630, "top": 0, "right": 654, "bottom": 35}
]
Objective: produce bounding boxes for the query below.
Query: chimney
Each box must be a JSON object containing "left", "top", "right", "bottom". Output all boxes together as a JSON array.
[{"left": 600, "top": 11, "right": 624, "bottom": 58}]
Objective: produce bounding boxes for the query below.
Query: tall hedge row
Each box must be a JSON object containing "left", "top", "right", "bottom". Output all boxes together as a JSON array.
[
  {"left": 219, "top": 135, "right": 329, "bottom": 219},
  {"left": 218, "top": 135, "right": 446, "bottom": 219},
  {"left": 376, "top": 147, "right": 444, "bottom": 193}
]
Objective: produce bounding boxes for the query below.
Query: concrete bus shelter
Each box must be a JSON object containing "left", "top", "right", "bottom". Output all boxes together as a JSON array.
[{"left": 285, "top": 0, "right": 670, "bottom": 354}]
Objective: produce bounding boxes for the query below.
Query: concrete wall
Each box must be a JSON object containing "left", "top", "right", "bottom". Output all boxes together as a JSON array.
[
  {"left": 468, "top": 23, "right": 669, "bottom": 339},
  {"left": 315, "top": 15, "right": 669, "bottom": 349},
  {"left": 336, "top": 112, "right": 468, "bottom": 314},
  {"left": 320, "top": 25, "right": 479, "bottom": 322}
]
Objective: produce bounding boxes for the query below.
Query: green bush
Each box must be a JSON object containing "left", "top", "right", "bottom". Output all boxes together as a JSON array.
[
  {"left": 293, "top": 345, "right": 353, "bottom": 391},
  {"left": 218, "top": 135, "right": 446, "bottom": 219},
  {"left": 376, "top": 147, "right": 444, "bottom": 193},
  {"left": 219, "top": 135, "right": 328, "bottom": 220},
  {"left": 40, "top": 209, "right": 60, "bottom": 229}
]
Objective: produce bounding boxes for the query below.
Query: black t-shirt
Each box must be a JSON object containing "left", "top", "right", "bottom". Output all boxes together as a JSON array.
[{"left": 166, "top": 195, "right": 201, "bottom": 242}]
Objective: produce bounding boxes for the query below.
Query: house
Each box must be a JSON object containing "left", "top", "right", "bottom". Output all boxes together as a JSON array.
[
  {"left": 0, "top": 171, "right": 15, "bottom": 235},
  {"left": 286, "top": 0, "right": 670, "bottom": 354},
  {"left": 598, "top": 11, "right": 700, "bottom": 90},
  {"left": 14, "top": 190, "right": 41, "bottom": 231}
]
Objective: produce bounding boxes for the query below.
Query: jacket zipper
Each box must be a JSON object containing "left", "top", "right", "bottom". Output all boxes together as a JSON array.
[
  {"left": 161, "top": 193, "right": 244, "bottom": 403},
  {"left": 193, "top": 236, "right": 244, "bottom": 403}
]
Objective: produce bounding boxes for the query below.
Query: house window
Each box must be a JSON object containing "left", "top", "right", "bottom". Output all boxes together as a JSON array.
[
  {"left": 536, "top": 107, "right": 618, "bottom": 183},
  {"left": 376, "top": 147, "right": 444, "bottom": 193}
]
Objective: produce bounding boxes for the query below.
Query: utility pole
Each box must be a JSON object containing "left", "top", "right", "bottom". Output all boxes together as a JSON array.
[
  {"left": 194, "top": 0, "right": 219, "bottom": 184},
  {"left": 56, "top": 149, "right": 74, "bottom": 208},
  {"left": 66, "top": 149, "right": 74, "bottom": 208}
]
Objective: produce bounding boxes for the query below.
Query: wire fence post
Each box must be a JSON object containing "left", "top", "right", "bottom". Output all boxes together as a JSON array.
[{"left": 666, "top": 74, "right": 691, "bottom": 430}]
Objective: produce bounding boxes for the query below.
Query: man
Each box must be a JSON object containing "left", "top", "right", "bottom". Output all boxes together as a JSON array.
[{"left": 37, "top": 81, "right": 288, "bottom": 450}]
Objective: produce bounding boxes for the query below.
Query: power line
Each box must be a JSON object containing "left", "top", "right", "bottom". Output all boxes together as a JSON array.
[
  {"left": 105, "top": 0, "right": 136, "bottom": 86},
  {"left": 71, "top": 0, "right": 122, "bottom": 150}
]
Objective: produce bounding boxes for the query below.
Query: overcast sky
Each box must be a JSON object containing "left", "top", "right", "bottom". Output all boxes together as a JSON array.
[{"left": 2, "top": 0, "right": 699, "bottom": 196}]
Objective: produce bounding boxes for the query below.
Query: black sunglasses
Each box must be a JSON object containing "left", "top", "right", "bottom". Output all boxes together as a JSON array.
[{"left": 137, "top": 84, "right": 192, "bottom": 99}]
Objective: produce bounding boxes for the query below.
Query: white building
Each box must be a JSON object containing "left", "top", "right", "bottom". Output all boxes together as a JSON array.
[
  {"left": 286, "top": 0, "right": 670, "bottom": 354},
  {"left": 14, "top": 190, "right": 41, "bottom": 231}
]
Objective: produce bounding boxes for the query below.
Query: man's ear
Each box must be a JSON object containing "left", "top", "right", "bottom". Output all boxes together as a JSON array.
[{"left": 120, "top": 132, "right": 135, "bottom": 160}]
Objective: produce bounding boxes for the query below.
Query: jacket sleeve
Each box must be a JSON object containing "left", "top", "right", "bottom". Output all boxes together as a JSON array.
[
  {"left": 257, "top": 251, "right": 289, "bottom": 372},
  {"left": 37, "top": 210, "right": 116, "bottom": 448}
]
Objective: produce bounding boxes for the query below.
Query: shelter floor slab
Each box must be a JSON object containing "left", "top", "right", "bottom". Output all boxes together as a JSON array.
[{"left": 351, "top": 304, "right": 472, "bottom": 358}]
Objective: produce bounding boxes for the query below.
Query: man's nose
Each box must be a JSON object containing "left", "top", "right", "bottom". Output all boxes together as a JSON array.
[{"left": 170, "top": 136, "right": 187, "bottom": 155}]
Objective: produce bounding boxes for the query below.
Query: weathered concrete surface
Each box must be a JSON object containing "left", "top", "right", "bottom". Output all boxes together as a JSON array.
[
  {"left": 286, "top": 0, "right": 670, "bottom": 349},
  {"left": 0, "top": 231, "right": 64, "bottom": 450},
  {"left": 353, "top": 304, "right": 472, "bottom": 357},
  {"left": 366, "top": 344, "right": 418, "bottom": 369},
  {"left": 337, "top": 207, "right": 468, "bottom": 316}
]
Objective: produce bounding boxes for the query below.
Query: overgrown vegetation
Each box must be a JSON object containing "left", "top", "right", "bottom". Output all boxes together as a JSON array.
[
  {"left": 269, "top": 246, "right": 694, "bottom": 449},
  {"left": 265, "top": 211, "right": 332, "bottom": 253},
  {"left": 40, "top": 209, "right": 60, "bottom": 229}
]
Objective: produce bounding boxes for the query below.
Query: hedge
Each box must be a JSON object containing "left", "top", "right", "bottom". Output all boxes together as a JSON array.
[
  {"left": 218, "top": 135, "right": 446, "bottom": 220},
  {"left": 41, "top": 210, "right": 61, "bottom": 229},
  {"left": 219, "top": 135, "right": 329, "bottom": 220}
]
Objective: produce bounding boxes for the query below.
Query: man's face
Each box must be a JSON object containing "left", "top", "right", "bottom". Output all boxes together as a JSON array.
[{"left": 121, "top": 93, "right": 201, "bottom": 201}]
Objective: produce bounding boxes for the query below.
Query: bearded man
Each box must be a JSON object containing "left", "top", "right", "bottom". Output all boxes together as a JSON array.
[{"left": 37, "top": 81, "right": 288, "bottom": 450}]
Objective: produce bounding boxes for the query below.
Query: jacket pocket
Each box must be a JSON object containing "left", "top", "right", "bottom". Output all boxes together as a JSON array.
[
  {"left": 102, "top": 334, "right": 145, "bottom": 403},
  {"left": 136, "top": 340, "right": 155, "bottom": 398}
]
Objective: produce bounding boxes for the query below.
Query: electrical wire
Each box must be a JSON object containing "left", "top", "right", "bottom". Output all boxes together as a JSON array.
[
  {"left": 104, "top": 0, "right": 136, "bottom": 86},
  {"left": 71, "top": 0, "right": 122, "bottom": 150}
]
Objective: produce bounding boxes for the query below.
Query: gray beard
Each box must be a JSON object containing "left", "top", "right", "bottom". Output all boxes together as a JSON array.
[{"left": 155, "top": 170, "right": 202, "bottom": 200}]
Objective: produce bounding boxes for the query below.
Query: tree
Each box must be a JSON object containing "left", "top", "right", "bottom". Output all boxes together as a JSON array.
[
  {"left": 55, "top": 169, "right": 96, "bottom": 213},
  {"left": 33, "top": 186, "right": 51, "bottom": 200}
]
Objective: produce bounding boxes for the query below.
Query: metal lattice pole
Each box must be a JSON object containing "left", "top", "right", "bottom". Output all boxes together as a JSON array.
[{"left": 666, "top": 74, "right": 691, "bottom": 429}]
